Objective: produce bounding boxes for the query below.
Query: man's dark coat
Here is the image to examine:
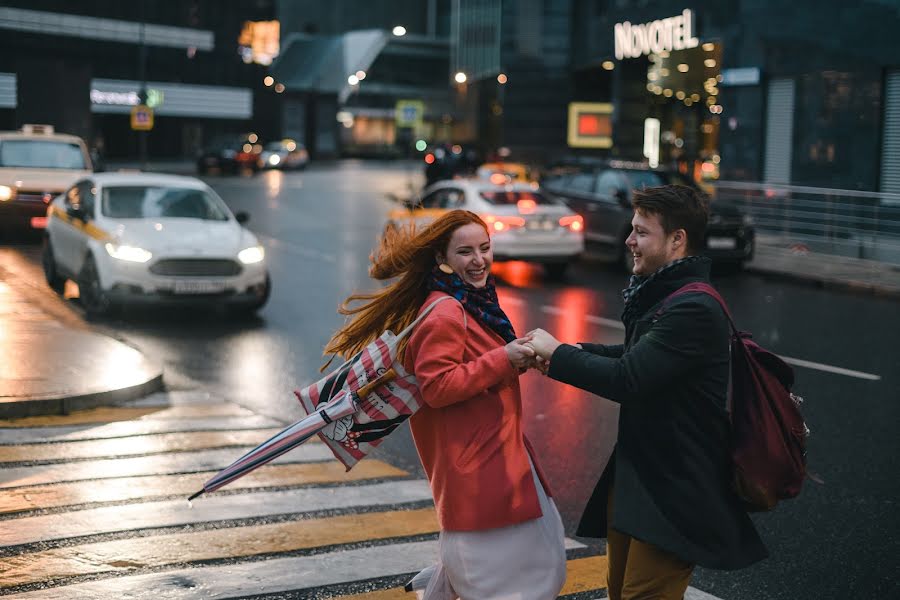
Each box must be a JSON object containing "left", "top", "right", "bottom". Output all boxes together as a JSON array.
[{"left": 549, "top": 258, "right": 767, "bottom": 569}]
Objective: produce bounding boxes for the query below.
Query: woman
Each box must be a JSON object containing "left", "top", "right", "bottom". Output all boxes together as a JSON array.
[{"left": 324, "top": 210, "right": 566, "bottom": 599}]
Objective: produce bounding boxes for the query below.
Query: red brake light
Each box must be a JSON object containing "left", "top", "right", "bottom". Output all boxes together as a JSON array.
[
  {"left": 425, "top": 153, "right": 435, "bottom": 164},
  {"left": 559, "top": 214, "right": 584, "bottom": 232},
  {"left": 516, "top": 198, "right": 537, "bottom": 214},
  {"left": 482, "top": 214, "right": 525, "bottom": 232}
]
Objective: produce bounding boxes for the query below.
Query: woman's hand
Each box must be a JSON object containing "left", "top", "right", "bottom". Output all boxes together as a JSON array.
[{"left": 505, "top": 337, "right": 537, "bottom": 370}]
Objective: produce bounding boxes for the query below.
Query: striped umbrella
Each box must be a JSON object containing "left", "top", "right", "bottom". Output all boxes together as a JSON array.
[{"left": 188, "top": 296, "right": 454, "bottom": 501}]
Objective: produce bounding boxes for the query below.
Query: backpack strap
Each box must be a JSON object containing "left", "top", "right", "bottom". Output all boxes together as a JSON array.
[
  {"left": 394, "top": 294, "right": 467, "bottom": 341},
  {"left": 654, "top": 282, "right": 737, "bottom": 334}
]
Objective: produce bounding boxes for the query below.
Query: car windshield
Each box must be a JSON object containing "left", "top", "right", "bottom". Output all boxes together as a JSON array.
[
  {"left": 479, "top": 190, "right": 554, "bottom": 205},
  {"left": 101, "top": 186, "right": 231, "bottom": 221},
  {"left": 622, "top": 170, "right": 665, "bottom": 190},
  {"left": 0, "top": 140, "right": 87, "bottom": 169}
]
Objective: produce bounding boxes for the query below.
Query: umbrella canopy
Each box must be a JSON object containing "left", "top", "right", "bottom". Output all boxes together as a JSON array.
[
  {"left": 188, "top": 296, "right": 455, "bottom": 500},
  {"left": 188, "top": 371, "right": 394, "bottom": 501}
]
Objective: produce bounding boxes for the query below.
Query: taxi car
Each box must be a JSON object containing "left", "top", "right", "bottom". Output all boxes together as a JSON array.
[
  {"left": 475, "top": 161, "right": 534, "bottom": 185},
  {"left": 0, "top": 124, "right": 93, "bottom": 233},
  {"left": 43, "top": 172, "right": 270, "bottom": 317},
  {"left": 387, "top": 179, "right": 584, "bottom": 278},
  {"left": 258, "top": 139, "right": 309, "bottom": 170}
]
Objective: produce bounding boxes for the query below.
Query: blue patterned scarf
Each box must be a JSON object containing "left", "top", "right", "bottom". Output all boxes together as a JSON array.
[{"left": 426, "top": 266, "right": 517, "bottom": 343}]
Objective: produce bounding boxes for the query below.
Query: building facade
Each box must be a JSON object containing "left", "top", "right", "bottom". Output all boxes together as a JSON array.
[
  {"left": 570, "top": 0, "right": 900, "bottom": 192},
  {"left": 0, "top": 1, "right": 275, "bottom": 160}
]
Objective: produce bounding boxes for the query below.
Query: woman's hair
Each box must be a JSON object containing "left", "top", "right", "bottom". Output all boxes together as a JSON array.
[{"left": 322, "top": 209, "right": 488, "bottom": 368}]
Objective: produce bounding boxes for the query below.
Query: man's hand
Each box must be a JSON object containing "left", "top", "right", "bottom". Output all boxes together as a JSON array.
[{"left": 525, "top": 328, "right": 563, "bottom": 360}]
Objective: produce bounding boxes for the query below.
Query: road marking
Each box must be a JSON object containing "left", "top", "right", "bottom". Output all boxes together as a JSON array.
[
  {"left": 0, "top": 445, "right": 335, "bottom": 489},
  {"left": 540, "top": 304, "right": 881, "bottom": 381},
  {"left": 0, "top": 480, "right": 434, "bottom": 547},
  {"left": 258, "top": 233, "right": 338, "bottom": 263},
  {"left": 0, "top": 429, "right": 287, "bottom": 463},
  {"left": 0, "top": 414, "right": 285, "bottom": 444},
  {"left": 0, "top": 460, "right": 407, "bottom": 515},
  {"left": 778, "top": 356, "right": 881, "bottom": 381},
  {"left": 0, "top": 508, "right": 440, "bottom": 588},
  {"left": 0, "top": 402, "right": 262, "bottom": 429}
]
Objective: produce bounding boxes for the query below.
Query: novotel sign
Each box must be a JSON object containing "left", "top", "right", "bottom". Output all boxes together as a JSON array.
[{"left": 614, "top": 9, "right": 699, "bottom": 60}]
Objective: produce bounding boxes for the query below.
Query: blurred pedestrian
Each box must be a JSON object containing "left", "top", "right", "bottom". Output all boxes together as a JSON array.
[
  {"left": 324, "top": 210, "right": 566, "bottom": 600},
  {"left": 525, "top": 185, "right": 767, "bottom": 600}
]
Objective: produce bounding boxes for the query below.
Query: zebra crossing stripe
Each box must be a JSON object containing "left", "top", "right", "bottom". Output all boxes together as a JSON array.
[
  {"left": 0, "top": 414, "right": 285, "bottom": 444},
  {"left": 0, "top": 401, "right": 257, "bottom": 429},
  {"left": 0, "top": 429, "right": 292, "bottom": 463},
  {"left": 0, "top": 445, "right": 336, "bottom": 489},
  {"left": 0, "top": 508, "right": 440, "bottom": 589},
  {"left": 0, "top": 460, "right": 408, "bottom": 515},
  {"left": 0, "top": 480, "right": 434, "bottom": 547}
]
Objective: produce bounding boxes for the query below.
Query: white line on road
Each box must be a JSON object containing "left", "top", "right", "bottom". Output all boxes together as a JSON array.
[
  {"left": 0, "top": 480, "right": 434, "bottom": 547},
  {"left": 538, "top": 305, "right": 881, "bottom": 381}
]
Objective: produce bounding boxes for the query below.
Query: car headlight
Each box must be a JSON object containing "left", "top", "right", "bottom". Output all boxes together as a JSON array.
[
  {"left": 0, "top": 185, "right": 14, "bottom": 202},
  {"left": 268, "top": 154, "right": 281, "bottom": 166},
  {"left": 238, "top": 245, "right": 265, "bottom": 264},
  {"left": 105, "top": 243, "right": 152, "bottom": 263}
]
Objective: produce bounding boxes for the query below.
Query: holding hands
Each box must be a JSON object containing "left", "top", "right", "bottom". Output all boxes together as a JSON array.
[{"left": 505, "top": 330, "right": 571, "bottom": 374}]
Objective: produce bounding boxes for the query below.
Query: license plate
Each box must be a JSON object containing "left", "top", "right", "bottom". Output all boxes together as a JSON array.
[
  {"left": 173, "top": 280, "right": 226, "bottom": 294},
  {"left": 30, "top": 217, "right": 48, "bottom": 229},
  {"left": 526, "top": 219, "right": 555, "bottom": 231},
  {"left": 707, "top": 237, "right": 737, "bottom": 250}
]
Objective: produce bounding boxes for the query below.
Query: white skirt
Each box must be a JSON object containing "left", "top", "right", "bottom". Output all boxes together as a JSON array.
[{"left": 417, "top": 458, "right": 567, "bottom": 600}]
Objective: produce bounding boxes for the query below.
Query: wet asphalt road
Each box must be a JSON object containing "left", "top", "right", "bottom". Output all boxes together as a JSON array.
[{"left": 8, "top": 161, "right": 899, "bottom": 599}]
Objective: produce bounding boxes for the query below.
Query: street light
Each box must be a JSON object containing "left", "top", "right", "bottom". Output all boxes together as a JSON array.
[
  {"left": 454, "top": 72, "right": 467, "bottom": 84},
  {"left": 497, "top": 73, "right": 507, "bottom": 84},
  {"left": 392, "top": 25, "right": 406, "bottom": 36},
  {"left": 263, "top": 76, "right": 274, "bottom": 86},
  {"left": 348, "top": 75, "right": 359, "bottom": 85}
]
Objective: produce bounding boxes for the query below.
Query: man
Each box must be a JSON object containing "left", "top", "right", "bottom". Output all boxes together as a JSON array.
[{"left": 527, "top": 185, "right": 767, "bottom": 600}]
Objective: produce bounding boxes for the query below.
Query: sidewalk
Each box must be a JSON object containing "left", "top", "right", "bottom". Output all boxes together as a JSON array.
[
  {"left": 1, "top": 231, "right": 897, "bottom": 419},
  {"left": 0, "top": 251, "right": 163, "bottom": 420}
]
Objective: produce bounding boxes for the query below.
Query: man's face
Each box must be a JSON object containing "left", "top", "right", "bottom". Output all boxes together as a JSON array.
[{"left": 625, "top": 209, "right": 684, "bottom": 276}]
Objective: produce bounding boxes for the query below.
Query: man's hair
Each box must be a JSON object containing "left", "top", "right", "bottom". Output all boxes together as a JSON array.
[{"left": 631, "top": 184, "right": 709, "bottom": 254}]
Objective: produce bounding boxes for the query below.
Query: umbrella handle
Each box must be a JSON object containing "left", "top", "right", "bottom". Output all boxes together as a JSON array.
[{"left": 356, "top": 368, "right": 397, "bottom": 398}]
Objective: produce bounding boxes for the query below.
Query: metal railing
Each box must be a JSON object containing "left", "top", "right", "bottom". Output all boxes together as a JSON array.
[{"left": 713, "top": 181, "right": 900, "bottom": 264}]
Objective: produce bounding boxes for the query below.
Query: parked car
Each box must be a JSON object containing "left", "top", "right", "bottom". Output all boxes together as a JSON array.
[
  {"left": 196, "top": 134, "right": 261, "bottom": 175},
  {"left": 43, "top": 172, "right": 270, "bottom": 317},
  {"left": 543, "top": 164, "right": 755, "bottom": 270},
  {"left": 258, "top": 139, "right": 309, "bottom": 170},
  {"left": 386, "top": 179, "right": 584, "bottom": 278},
  {"left": 0, "top": 124, "right": 93, "bottom": 234}
]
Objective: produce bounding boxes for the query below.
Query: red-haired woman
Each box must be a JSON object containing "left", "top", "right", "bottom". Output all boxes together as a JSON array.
[{"left": 325, "top": 210, "right": 566, "bottom": 599}]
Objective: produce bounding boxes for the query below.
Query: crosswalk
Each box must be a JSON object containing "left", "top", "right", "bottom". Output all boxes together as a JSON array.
[{"left": 0, "top": 391, "right": 722, "bottom": 599}]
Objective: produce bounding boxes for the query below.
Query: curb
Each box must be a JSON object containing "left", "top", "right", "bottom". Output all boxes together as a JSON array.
[
  {"left": 743, "top": 263, "right": 900, "bottom": 300},
  {"left": 0, "top": 374, "right": 166, "bottom": 420}
]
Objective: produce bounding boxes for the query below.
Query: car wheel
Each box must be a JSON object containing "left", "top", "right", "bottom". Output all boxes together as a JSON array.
[
  {"left": 42, "top": 238, "right": 65, "bottom": 294},
  {"left": 77, "top": 254, "right": 112, "bottom": 318},
  {"left": 544, "top": 263, "right": 569, "bottom": 280}
]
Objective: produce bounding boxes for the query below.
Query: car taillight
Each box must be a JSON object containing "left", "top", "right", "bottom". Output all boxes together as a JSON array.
[
  {"left": 559, "top": 214, "right": 584, "bottom": 232},
  {"left": 482, "top": 215, "right": 525, "bottom": 232},
  {"left": 425, "top": 153, "right": 435, "bottom": 164},
  {"left": 516, "top": 198, "right": 537, "bottom": 214}
]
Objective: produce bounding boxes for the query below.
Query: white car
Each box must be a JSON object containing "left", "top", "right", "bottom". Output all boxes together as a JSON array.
[
  {"left": 43, "top": 172, "right": 270, "bottom": 317},
  {"left": 387, "top": 180, "right": 584, "bottom": 278}
]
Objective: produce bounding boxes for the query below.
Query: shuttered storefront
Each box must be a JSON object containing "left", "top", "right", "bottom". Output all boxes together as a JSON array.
[
  {"left": 763, "top": 78, "right": 796, "bottom": 184},
  {"left": 881, "top": 70, "right": 900, "bottom": 194}
]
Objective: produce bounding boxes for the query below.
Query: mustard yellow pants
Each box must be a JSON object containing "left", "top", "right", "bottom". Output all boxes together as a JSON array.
[{"left": 606, "top": 487, "right": 695, "bottom": 600}]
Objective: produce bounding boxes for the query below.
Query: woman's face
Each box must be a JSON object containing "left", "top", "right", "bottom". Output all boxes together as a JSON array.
[{"left": 440, "top": 223, "right": 492, "bottom": 288}]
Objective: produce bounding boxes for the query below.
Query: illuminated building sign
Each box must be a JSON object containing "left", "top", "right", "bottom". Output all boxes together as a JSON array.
[
  {"left": 238, "top": 20, "right": 280, "bottom": 65},
  {"left": 614, "top": 9, "right": 699, "bottom": 60},
  {"left": 567, "top": 102, "right": 613, "bottom": 149}
]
